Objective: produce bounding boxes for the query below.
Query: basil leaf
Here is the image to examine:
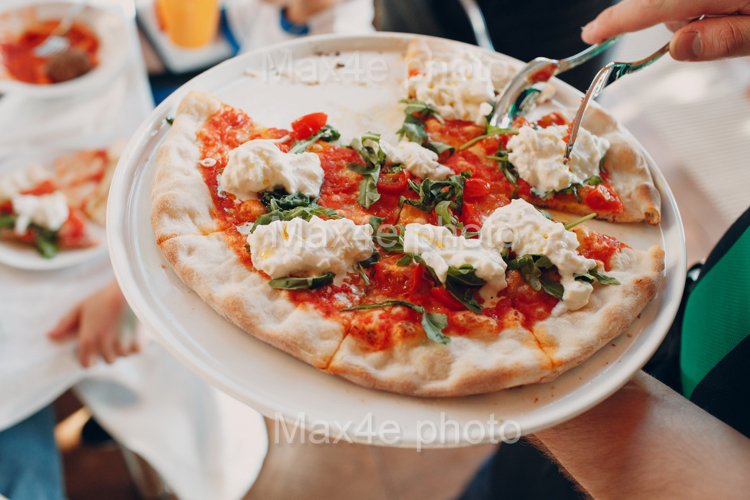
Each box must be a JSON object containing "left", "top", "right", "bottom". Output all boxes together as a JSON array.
[
  {"left": 268, "top": 273, "right": 335, "bottom": 290},
  {"left": 34, "top": 228, "right": 59, "bottom": 259},
  {"left": 165, "top": 116, "right": 174, "bottom": 125},
  {"left": 425, "top": 141, "right": 454, "bottom": 155},
  {"left": 259, "top": 189, "right": 316, "bottom": 211},
  {"left": 251, "top": 205, "right": 340, "bottom": 231},
  {"left": 290, "top": 125, "right": 341, "bottom": 154},
  {"left": 445, "top": 265, "right": 485, "bottom": 313},
  {"left": 0, "top": 214, "right": 16, "bottom": 230},
  {"left": 343, "top": 299, "right": 450, "bottom": 345}
]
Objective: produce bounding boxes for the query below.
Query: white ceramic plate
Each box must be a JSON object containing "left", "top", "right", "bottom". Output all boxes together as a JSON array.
[
  {"left": 0, "top": 0, "right": 128, "bottom": 99},
  {"left": 108, "top": 33, "right": 686, "bottom": 448},
  {"left": 0, "top": 150, "right": 107, "bottom": 271}
]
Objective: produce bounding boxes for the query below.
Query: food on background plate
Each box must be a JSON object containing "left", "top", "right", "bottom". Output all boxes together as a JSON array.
[
  {"left": 0, "top": 146, "right": 120, "bottom": 258},
  {"left": 0, "top": 18, "right": 98, "bottom": 84},
  {"left": 151, "top": 90, "right": 664, "bottom": 397}
]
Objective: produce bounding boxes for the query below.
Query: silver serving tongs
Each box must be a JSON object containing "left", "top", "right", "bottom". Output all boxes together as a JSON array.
[
  {"left": 562, "top": 42, "right": 670, "bottom": 162},
  {"left": 488, "top": 37, "right": 620, "bottom": 129}
]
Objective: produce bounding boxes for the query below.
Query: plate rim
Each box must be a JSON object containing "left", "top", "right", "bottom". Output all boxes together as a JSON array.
[{"left": 107, "top": 32, "right": 687, "bottom": 447}]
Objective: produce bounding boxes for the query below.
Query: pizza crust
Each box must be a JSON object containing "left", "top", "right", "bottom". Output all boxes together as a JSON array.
[
  {"left": 327, "top": 244, "right": 664, "bottom": 397},
  {"left": 151, "top": 92, "right": 224, "bottom": 244},
  {"left": 152, "top": 91, "right": 345, "bottom": 368}
]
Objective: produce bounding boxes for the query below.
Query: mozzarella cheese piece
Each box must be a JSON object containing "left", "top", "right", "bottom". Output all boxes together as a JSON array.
[
  {"left": 246, "top": 216, "right": 375, "bottom": 279},
  {"left": 11, "top": 192, "right": 69, "bottom": 235},
  {"left": 381, "top": 141, "right": 453, "bottom": 180},
  {"left": 481, "top": 199, "right": 596, "bottom": 311},
  {"left": 406, "top": 52, "right": 495, "bottom": 124},
  {"left": 507, "top": 125, "right": 610, "bottom": 196},
  {"left": 0, "top": 165, "right": 51, "bottom": 201},
  {"left": 219, "top": 139, "right": 324, "bottom": 200},
  {"left": 403, "top": 223, "right": 507, "bottom": 300}
]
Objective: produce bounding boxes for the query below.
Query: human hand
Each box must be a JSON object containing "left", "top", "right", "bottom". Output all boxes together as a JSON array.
[
  {"left": 582, "top": 0, "right": 750, "bottom": 61},
  {"left": 48, "top": 281, "right": 139, "bottom": 367}
]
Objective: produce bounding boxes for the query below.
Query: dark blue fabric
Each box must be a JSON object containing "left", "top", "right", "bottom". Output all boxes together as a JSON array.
[{"left": 0, "top": 405, "right": 64, "bottom": 500}]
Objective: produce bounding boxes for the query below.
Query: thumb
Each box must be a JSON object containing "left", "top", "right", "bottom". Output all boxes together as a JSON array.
[
  {"left": 48, "top": 307, "right": 81, "bottom": 341},
  {"left": 670, "top": 16, "right": 750, "bottom": 61}
]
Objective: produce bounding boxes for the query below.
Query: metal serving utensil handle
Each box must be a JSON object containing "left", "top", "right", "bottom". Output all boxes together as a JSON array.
[
  {"left": 563, "top": 41, "right": 670, "bottom": 161},
  {"left": 489, "top": 37, "right": 620, "bottom": 128}
]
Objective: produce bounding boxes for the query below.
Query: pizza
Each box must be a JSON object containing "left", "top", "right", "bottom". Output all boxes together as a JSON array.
[
  {"left": 152, "top": 77, "right": 664, "bottom": 397},
  {"left": 403, "top": 39, "right": 661, "bottom": 225},
  {"left": 0, "top": 146, "right": 119, "bottom": 258}
]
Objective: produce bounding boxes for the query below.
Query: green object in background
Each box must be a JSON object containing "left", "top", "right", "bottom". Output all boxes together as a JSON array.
[{"left": 680, "top": 229, "right": 750, "bottom": 398}]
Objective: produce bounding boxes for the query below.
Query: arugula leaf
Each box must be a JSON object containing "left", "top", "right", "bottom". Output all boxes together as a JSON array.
[
  {"left": 290, "top": 125, "right": 341, "bottom": 154},
  {"left": 34, "top": 228, "right": 60, "bottom": 259},
  {"left": 590, "top": 268, "right": 619, "bottom": 285},
  {"left": 359, "top": 251, "right": 380, "bottom": 268},
  {"left": 251, "top": 205, "right": 340, "bottom": 231},
  {"left": 435, "top": 200, "right": 459, "bottom": 229},
  {"left": 425, "top": 141, "right": 454, "bottom": 155},
  {"left": 343, "top": 299, "right": 450, "bottom": 344},
  {"left": 445, "top": 265, "right": 485, "bottom": 313},
  {"left": 0, "top": 214, "right": 15, "bottom": 230},
  {"left": 539, "top": 277, "right": 564, "bottom": 299},
  {"left": 556, "top": 176, "right": 605, "bottom": 202},
  {"left": 486, "top": 152, "right": 518, "bottom": 185},
  {"left": 507, "top": 254, "right": 558, "bottom": 297},
  {"left": 585, "top": 175, "right": 604, "bottom": 186},
  {"left": 349, "top": 134, "right": 386, "bottom": 209},
  {"left": 268, "top": 273, "right": 335, "bottom": 290},
  {"left": 396, "top": 99, "right": 445, "bottom": 146},
  {"left": 368, "top": 216, "right": 384, "bottom": 232},
  {"left": 400, "top": 172, "right": 469, "bottom": 213},
  {"left": 394, "top": 253, "right": 440, "bottom": 282},
  {"left": 576, "top": 267, "right": 620, "bottom": 286},
  {"left": 458, "top": 127, "right": 518, "bottom": 151},
  {"left": 564, "top": 212, "right": 597, "bottom": 230},
  {"left": 376, "top": 224, "right": 404, "bottom": 253},
  {"left": 558, "top": 183, "right": 581, "bottom": 202},
  {"left": 400, "top": 99, "right": 443, "bottom": 121},
  {"left": 397, "top": 114, "right": 428, "bottom": 144},
  {"left": 259, "top": 189, "right": 316, "bottom": 211}
]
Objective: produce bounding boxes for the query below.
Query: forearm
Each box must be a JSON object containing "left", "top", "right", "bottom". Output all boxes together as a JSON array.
[{"left": 535, "top": 371, "right": 750, "bottom": 499}]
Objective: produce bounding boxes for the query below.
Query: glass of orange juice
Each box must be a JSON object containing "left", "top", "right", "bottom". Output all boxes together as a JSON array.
[{"left": 155, "top": 0, "right": 219, "bottom": 49}]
